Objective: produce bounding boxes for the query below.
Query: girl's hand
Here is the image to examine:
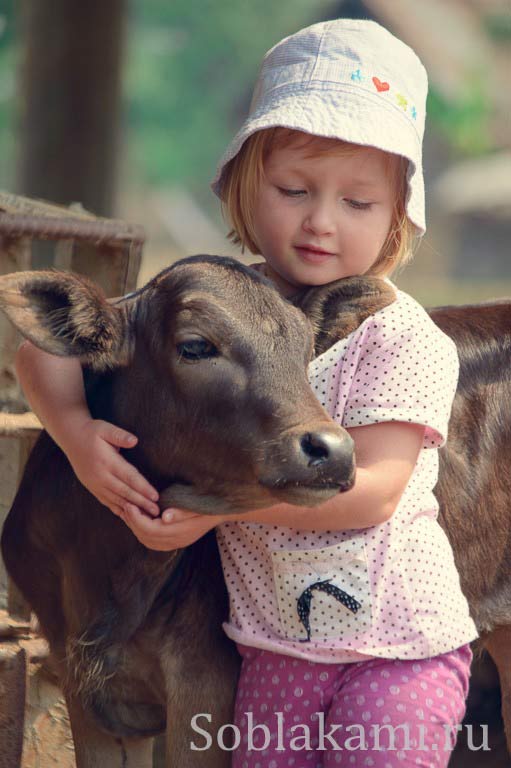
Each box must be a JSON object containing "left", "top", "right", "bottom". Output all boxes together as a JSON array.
[
  {"left": 65, "top": 419, "right": 160, "bottom": 519},
  {"left": 122, "top": 506, "right": 224, "bottom": 551}
]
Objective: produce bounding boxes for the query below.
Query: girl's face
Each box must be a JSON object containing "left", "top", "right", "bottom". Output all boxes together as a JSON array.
[{"left": 251, "top": 138, "right": 399, "bottom": 296}]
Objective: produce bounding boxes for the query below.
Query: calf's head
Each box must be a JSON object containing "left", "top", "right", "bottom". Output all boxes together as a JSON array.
[{"left": 0, "top": 256, "right": 355, "bottom": 514}]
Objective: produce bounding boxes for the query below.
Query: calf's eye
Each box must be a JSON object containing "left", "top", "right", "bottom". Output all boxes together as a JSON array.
[{"left": 176, "top": 339, "right": 218, "bottom": 361}]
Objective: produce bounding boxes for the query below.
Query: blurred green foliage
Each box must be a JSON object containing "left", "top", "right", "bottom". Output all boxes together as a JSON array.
[
  {"left": 125, "top": 0, "right": 325, "bottom": 199},
  {"left": 0, "top": 0, "right": 17, "bottom": 185},
  {"left": 427, "top": 80, "right": 492, "bottom": 156},
  {"left": 483, "top": 11, "right": 511, "bottom": 42}
]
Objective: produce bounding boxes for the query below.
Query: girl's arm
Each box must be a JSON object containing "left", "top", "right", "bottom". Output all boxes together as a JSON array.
[
  {"left": 228, "top": 421, "right": 425, "bottom": 529},
  {"left": 15, "top": 341, "right": 160, "bottom": 517}
]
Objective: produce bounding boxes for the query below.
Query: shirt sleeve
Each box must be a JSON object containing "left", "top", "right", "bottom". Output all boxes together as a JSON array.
[{"left": 341, "top": 323, "right": 459, "bottom": 448}]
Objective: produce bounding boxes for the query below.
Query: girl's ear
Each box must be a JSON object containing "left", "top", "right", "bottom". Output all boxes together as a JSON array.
[{"left": 0, "top": 270, "right": 134, "bottom": 371}]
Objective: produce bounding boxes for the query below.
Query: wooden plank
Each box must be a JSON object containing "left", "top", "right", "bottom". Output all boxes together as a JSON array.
[{"left": 0, "top": 413, "right": 41, "bottom": 439}]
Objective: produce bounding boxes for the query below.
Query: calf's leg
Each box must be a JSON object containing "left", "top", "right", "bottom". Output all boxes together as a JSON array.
[
  {"left": 66, "top": 696, "right": 154, "bottom": 768},
  {"left": 163, "top": 644, "right": 239, "bottom": 768},
  {"left": 165, "top": 693, "right": 234, "bottom": 768},
  {"left": 484, "top": 625, "right": 511, "bottom": 753}
]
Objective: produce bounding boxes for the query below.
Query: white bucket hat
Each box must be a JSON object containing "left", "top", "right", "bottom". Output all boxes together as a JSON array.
[{"left": 211, "top": 19, "right": 428, "bottom": 233}]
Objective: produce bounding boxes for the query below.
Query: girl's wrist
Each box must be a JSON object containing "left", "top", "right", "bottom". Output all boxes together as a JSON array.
[
  {"left": 209, "top": 512, "right": 231, "bottom": 526},
  {"left": 56, "top": 409, "right": 95, "bottom": 454}
]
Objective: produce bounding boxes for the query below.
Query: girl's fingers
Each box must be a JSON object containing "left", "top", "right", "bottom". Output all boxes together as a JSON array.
[
  {"left": 161, "top": 508, "right": 200, "bottom": 523},
  {"left": 123, "top": 505, "right": 189, "bottom": 549},
  {"left": 114, "top": 463, "right": 159, "bottom": 503},
  {"left": 99, "top": 492, "right": 141, "bottom": 520},
  {"left": 124, "top": 504, "right": 163, "bottom": 532},
  {"left": 122, "top": 501, "right": 219, "bottom": 551},
  {"left": 110, "top": 504, "right": 125, "bottom": 520},
  {"left": 107, "top": 475, "right": 160, "bottom": 516},
  {"left": 98, "top": 421, "right": 138, "bottom": 449}
]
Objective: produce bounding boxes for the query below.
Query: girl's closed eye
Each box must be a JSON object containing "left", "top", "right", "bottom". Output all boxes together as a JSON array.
[
  {"left": 277, "top": 186, "right": 373, "bottom": 209},
  {"left": 277, "top": 186, "right": 307, "bottom": 198},
  {"left": 344, "top": 198, "right": 373, "bottom": 211}
]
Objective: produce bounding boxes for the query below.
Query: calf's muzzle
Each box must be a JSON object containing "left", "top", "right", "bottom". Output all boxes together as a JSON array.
[{"left": 261, "top": 423, "right": 355, "bottom": 504}]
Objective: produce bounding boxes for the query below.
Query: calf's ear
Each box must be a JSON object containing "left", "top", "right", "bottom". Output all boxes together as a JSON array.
[
  {"left": 0, "top": 270, "right": 133, "bottom": 371},
  {"left": 295, "top": 276, "right": 397, "bottom": 356}
]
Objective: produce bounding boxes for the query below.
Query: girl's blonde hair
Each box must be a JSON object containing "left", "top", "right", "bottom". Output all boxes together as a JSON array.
[{"left": 219, "top": 128, "right": 418, "bottom": 277}]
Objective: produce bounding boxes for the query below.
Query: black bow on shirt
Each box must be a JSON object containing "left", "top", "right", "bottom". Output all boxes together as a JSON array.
[{"left": 296, "top": 578, "right": 362, "bottom": 642}]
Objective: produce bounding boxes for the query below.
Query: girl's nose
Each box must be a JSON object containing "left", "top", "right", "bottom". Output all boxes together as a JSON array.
[{"left": 302, "top": 199, "right": 336, "bottom": 236}]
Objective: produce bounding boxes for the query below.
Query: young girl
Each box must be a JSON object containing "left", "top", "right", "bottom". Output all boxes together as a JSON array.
[{"left": 17, "top": 19, "right": 478, "bottom": 767}]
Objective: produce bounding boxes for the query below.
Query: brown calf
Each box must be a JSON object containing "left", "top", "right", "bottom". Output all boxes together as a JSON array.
[
  {"left": 1, "top": 257, "right": 510, "bottom": 764},
  {"left": 0, "top": 256, "right": 391, "bottom": 768}
]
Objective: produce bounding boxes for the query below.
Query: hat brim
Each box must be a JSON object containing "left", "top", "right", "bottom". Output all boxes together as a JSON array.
[{"left": 211, "top": 86, "right": 425, "bottom": 234}]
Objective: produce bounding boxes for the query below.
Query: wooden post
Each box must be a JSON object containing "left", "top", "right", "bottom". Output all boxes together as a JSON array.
[
  {"left": 0, "top": 645, "right": 27, "bottom": 768},
  {"left": 0, "top": 237, "right": 31, "bottom": 402},
  {"left": 18, "top": 0, "right": 126, "bottom": 219}
]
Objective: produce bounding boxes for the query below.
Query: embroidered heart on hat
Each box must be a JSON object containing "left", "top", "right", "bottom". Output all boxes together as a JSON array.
[{"left": 372, "top": 76, "right": 390, "bottom": 92}]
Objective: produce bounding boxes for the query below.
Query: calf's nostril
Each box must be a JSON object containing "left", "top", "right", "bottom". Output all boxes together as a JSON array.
[{"left": 300, "top": 432, "right": 331, "bottom": 467}]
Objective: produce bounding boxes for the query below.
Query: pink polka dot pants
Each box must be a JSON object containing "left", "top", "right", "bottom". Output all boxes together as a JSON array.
[{"left": 232, "top": 643, "right": 472, "bottom": 767}]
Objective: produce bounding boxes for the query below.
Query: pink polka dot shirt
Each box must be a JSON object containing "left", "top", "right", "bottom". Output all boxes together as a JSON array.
[{"left": 216, "top": 287, "right": 478, "bottom": 663}]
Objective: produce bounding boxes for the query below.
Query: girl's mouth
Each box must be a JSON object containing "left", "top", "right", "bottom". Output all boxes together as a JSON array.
[{"left": 294, "top": 245, "right": 335, "bottom": 264}]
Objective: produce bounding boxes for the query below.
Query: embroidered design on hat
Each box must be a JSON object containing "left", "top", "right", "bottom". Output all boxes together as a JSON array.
[
  {"left": 396, "top": 93, "right": 408, "bottom": 110},
  {"left": 372, "top": 76, "right": 390, "bottom": 92},
  {"left": 349, "top": 70, "right": 417, "bottom": 121}
]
